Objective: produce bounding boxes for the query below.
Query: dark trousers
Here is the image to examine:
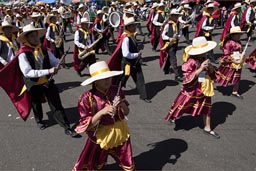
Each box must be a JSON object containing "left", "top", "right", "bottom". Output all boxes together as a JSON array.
[
  {"left": 62, "top": 18, "right": 74, "bottom": 33},
  {"left": 51, "top": 43, "right": 64, "bottom": 59},
  {"left": 164, "top": 46, "right": 181, "bottom": 77},
  {"left": 121, "top": 59, "right": 148, "bottom": 99},
  {"left": 78, "top": 54, "right": 96, "bottom": 72},
  {"left": 182, "top": 27, "right": 190, "bottom": 43},
  {"left": 153, "top": 27, "right": 161, "bottom": 50},
  {"left": 28, "top": 82, "right": 70, "bottom": 129}
]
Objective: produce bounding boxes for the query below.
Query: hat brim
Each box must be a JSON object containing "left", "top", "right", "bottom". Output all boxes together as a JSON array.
[
  {"left": 225, "top": 31, "right": 245, "bottom": 39},
  {"left": 0, "top": 25, "right": 19, "bottom": 33},
  {"left": 232, "top": 6, "right": 241, "bottom": 10},
  {"left": 46, "top": 15, "right": 57, "bottom": 24},
  {"left": 81, "top": 71, "right": 123, "bottom": 86},
  {"left": 186, "top": 41, "right": 217, "bottom": 55},
  {"left": 202, "top": 6, "right": 218, "bottom": 11},
  {"left": 125, "top": 21, "right": 139, "bottom": 26},
  {"left": 17, "top": 28, "right": 46, "bottom": 43}
]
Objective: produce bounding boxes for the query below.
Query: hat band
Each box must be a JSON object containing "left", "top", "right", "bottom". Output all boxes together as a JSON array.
[
  {"left": 91, "top": 68, "right": 110, "bottom": 77},
  {"left": 231, "top": 30, "right": 242, "bottom": 34},
  {"left": 192, "top": 42, "right": 208, "bottom": 48}
]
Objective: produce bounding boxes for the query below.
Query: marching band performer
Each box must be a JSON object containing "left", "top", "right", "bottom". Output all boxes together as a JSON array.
[
  {"left": 73, "top": 61, "right": 135, "bottom": 171},
  {"left": 0, "top": 21, "right": 19, "bottom": 68},
  {"left": 30, "top": 12, "right": 44, "bottom": 28},
  {"left": 216, "top": 27, "right": 245, "bottom": 99},
  {"left": 76, "top": 4, "right": 86, "bottom": 26},
  {"left": 160, "top": 9, "right": 183, "bottom": 82},
  {"left": 108, "top": 17, "right": 151, "bottom": 103},
  {"left": 93, "top": 10, "right": 108, "bottom": 54},
  {"left": 240, "top": 0, "right": 256, "bottom": 38},
  {"left": 220, "top": 3, "right": 242, "bottom": 46},
  {"left": 165, "top": 36, "right": 220, "bottom": 139},
  {"left": 74, "top": 18, "right": 96, "bottom": 76},
  {"left": 15, "top": 13, "right": 25, "bottom": 29},
  {"left": 17, "top": 24, "right": 77, "bottom": 137},
  {"left": 179, "top": 4, "right": 193, "bottom": 44},
  {"left": 195, "top": 3, "right": 218, "bottom": 64},
  {"left": 151, "top": 3, "right": 166, "bottom": 51},
  {"left": 45, "top": 14, "right": 65, "bottom": 61},
  {"left": 60, "top": 5, "right": 74, "bottom": 34},
  {"left": 146, "top": 2, "right": 158, "bottom": 37}
]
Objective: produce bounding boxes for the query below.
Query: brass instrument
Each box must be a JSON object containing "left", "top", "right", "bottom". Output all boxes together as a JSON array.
[
  {"left": 55, "top": 36, "right": 63, "bottom": 48},
  {"left": 78, "top": 34, "right": 103, "bottom": 60}
]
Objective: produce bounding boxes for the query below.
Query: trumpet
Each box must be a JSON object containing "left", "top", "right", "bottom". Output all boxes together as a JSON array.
[{"left": 78, "top": 34, "right": 103, "bottom": 60}]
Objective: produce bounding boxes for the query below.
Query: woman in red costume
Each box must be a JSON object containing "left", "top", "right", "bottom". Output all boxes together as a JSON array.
[
  {"left": 73, "top": 61, "right": 134, "bottom": 171},
  {"left": 216, "top": 26, "right": 245, "bottom": 99},
  {"left": 165, "top": 36, "right": 220, "bottom": 139}
]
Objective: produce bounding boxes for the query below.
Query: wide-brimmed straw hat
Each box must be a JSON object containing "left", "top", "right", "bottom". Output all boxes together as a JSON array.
[
  {"left": 232, "top": 3, "right": 241, "bottom": 10},
  {"left": 169, "top": 9, "right": 182, "bottom": 17},
  {"left": 81, "top": 17, "right": 92, "bottom": 24},
  {"left": 96, "top": 10, "right": 104, "bottom": 15},
  {"left": 0, "top": 21, "right": 19, "bottom": 33},
  {"left": 225, "top": 26, "right": 245, "bottom": 39},
  {"left": 77, "top": 4, "right": 85, "bottom": 11},
  {"left": 184, "top": 4, "right": 191, "bottom": 10},
  {"left": 202, "top": 3, "right": 218, "bottom": 11},
  {"left": 151, "top": 2, "right": 158, "bottom": 8},
  {"left": 124, "top": 17, "right": 139, "bottom": 26},
  {"left": 46, "top": 14, "right": 57, "bottom": 24},
  {"left": 185, "top": 36, "right": 217, "bottom": 56},
  {"left": 204, "top": 0, "right": 213, "bottom": 6},
  {"left": 17, "top": 24, "right": 46, "bottom": 43},
  {"left": 30, "top": 12, "right": 41, "bottom": 18},
  {"left": 157, "top": 2, "right": 165, "bottom": 9},
  {"left": 81, "top": 61, "right": 123, "bottom": 86}
]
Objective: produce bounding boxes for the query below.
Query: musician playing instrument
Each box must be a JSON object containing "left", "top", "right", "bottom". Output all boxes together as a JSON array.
[
  {"left": 74, "top": 18, "right": 96, "bottom": 76},
  {"left": 195, "top": 3, "right": 218, "bottom": 64},
  {"left": 151, "top": 3, "right": 166, "bottom": 51},
  {"left": 160, "top": 9, "right": 183, "bottom": 82},
  {"left": 216, "top": 27, "right": 245, "bottom": 99},
  {"left": 60, "top": 5, "right": 74, "bottom": 34},
  {"left": 76, "top": 4, "right": 86, "bottom": 26},
  {"left": 179, "top": 4, "right": 193, "bottom": 44},
  {"left": 93, "top": 10, "right": 108, "bottom": 54},
  {"left": 0, "top": 21, "right": 19, "bottom": 68},
  {"left": 220, "top": 3, "right": 242, "bottom": 46},
  {"left": 46, "top": 14, "right": 65, "bottom": 61}
]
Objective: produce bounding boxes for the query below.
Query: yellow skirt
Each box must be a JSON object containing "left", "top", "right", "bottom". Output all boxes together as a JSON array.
[{"left": 96, "top": 119, "right": 130, "bottom": 150}]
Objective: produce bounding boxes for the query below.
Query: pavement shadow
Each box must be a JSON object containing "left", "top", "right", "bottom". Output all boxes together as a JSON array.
[
  {"left": 44, "top": 106, "right": 80, "bottom": 128},
  {"left": 142, "top": 55, "right": 159, "bottom": 63},
  {"left": 56, "top": 81, "right": 82, "bottom": 93},
  {"left": 123, "top": 80, "right": 179, "bottom": 99},
  {"left": 211, "top": 101, "right": 236, "bottom": 130},
  {"left": 216, "top": 79, "right": 255, "bottom": 96},
  {"left": 174, "top": 115, "right": 204, "bottom": 131},
  {"left": 104, "top": 138, "right": 188, "bottom": 170}
]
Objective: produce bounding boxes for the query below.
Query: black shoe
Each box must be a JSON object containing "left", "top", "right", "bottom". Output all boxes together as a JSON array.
[
  {"left": 77, "top": 71, "right": 82, "bottom": 77},
  {"left": 65, "top": 128, "right": 78, "bottom": 137},
  {"left": 175, "top": 76, "right": 183, "bottom": 82},
  {"left": 141, "top": 98, "right": 152, "bottom": 103},
  {"left": 37, "top": 122, "right": 47, "bottom": 130},
  {"left": 164, "top": 70, "right": 170, "bottom": 75}
]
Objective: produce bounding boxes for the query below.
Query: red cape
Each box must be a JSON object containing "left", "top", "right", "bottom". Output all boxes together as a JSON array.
[
  {"left": 246, "top": 47, "right": 256, "bottom": 70},
  {"left": 116, "top": 19, "right": 124, "bottom": 44},
  {"left": 107, "top": 33, "right": 127, "bottom": 84},
  {"left": 0, "top": 46, "right": 33, "bottom": 121},
  {"left": 194, "top": 15, "right": 207, "bottom": 38},
  {"left": 240, "top": 6, "right": 250, "bottom": 29},
  {"left": 220, "top": 13, "right": 235, "bottom": 43}
]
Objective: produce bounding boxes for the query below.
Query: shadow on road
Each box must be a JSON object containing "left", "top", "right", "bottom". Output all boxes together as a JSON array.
[
  {"left": 216, "top": 79, "right": 255, "bottom": 96},
  {"left": 44, "top": 106, "right": 80, "bottom": 128},
  {"left": 142, "top": 55, "right": 159, "bottom": 63},
  {"left": 56, "top": 81, "right": 82, "bottom": 93},
  {"left": 104, "top": 138, "right": 188, "bottom": 170},
  {"left": 211, "top": 101, "right": 236, "bottom": 130},
  {"left": 123, "top": 80, "right": 179, "bottom": 99},
  {"left": 172, "top": 101, "right": 236, "bottom": 131}
]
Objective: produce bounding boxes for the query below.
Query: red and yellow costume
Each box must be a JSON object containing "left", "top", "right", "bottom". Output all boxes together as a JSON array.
[
  {"left": 216, "top": 39, "right": 243, "bottom": 86},
  {"left": 73, "top": 86, "right": 134, "bottom": 171},
  {"left": 165, "top": 57, "right": 215, "bottom": 121},
  {"left": 246, "top": 48, "right": 256, "bottom": 70}
]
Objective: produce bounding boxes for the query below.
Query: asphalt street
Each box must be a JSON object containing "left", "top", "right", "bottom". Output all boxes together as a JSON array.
[{"left": 0, "top": 22, "right": 256, "bottom": 171}]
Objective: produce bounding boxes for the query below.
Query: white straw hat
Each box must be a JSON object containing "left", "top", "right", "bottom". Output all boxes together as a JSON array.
[
  {"left": 96, "top": 10, "right": 104, "bottom": 15},
  {"left": 0, "top": 21, "right": 19, "bottom": 33},
  {"left": 185, "top": 36, "right": 217, "bottom": 56},
  {"left": 81, "top": 17, "right": 92, "bottom": 24},
  {"left": 232, "top": 3, "right": 242, "bottom": 10},
  {"left": 77, "top": 4, "right": 85, "bottom": 11},
  {"left": 202, "top": 3, "right": 218, "bottom": 11},
  {"left": 169, "top": 9, "right": 182, "bottom": 16},
  {"left": 30, "top": 12, "right": 41, "bottom": 18},
  {"left": 81, "top": 61, "right": 123, "bottom": 86},
  {"left": 184, "top": 4, "right": 191, "bottom": 10},
  {"left": 124, "top": 17, "right": 138, "bottom": 26},
  {"left": 151, "top": 2, "right": 158, "bottom": 8},
  {"left": 17, "top": 24, "right": 46, "bottom": 43},
  {"left": 225, "top": 26, "right": 245, "bottom": 38}
]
